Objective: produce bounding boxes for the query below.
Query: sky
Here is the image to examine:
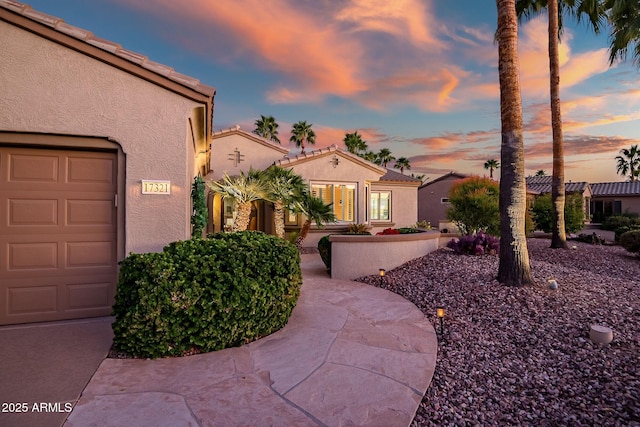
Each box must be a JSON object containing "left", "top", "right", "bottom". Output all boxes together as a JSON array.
[{"left": 22, "top": 0, "right": 640, "bottom": 183}]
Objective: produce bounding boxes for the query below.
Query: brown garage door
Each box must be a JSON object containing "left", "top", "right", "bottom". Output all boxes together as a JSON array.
[{"left": 0, "top": 146, "right": 117, "bottom": 325}]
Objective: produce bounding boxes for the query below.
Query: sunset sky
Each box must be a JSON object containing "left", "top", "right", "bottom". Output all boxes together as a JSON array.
[{"left": 24, "top": 0, "right": 640, "bottom": 183}]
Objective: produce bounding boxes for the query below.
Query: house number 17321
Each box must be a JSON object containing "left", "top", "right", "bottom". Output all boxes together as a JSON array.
[{"left": 141, "top": 180, "right": 171, "bottom": 195}]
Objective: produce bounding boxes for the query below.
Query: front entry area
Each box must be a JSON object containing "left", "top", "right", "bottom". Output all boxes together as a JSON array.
[{"left": 0, "top": 146, "right": 118, "bottom": 325}]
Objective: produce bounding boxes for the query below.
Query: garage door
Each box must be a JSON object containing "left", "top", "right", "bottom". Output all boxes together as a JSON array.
[{"left": 0, "top": 146, "right": 117, "bottom": 325}]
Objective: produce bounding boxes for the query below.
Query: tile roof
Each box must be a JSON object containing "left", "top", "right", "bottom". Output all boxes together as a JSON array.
[
  {"left": 274, "top": 145, "right": 387, "bottom": 174},
  {"left": 0, "top": 0, "right": 215, "bottom": 97},
  {"left": 418, "top": 172, "right": 468, "bottom": 189},
  {"left": 525, "top": 176, "right": 589, "bottom": 194},
  {"left": 380, "top": 168, "right": 422, "bottom": 184},
  {"left": 591, "top": 181, "right": 640, "bottom": 196},
  {"left": 212, "top": 125, "right": 289, "bottom": 154}
]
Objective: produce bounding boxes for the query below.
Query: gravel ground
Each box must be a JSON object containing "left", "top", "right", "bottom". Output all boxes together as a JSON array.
[{"left": 355, "top": 238, "right": 640, "bottom": 426}]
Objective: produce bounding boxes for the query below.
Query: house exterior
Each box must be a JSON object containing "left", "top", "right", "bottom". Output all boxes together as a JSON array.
[
  {"left": 525, "top": 176, "right": 592, "bottom": 220},
  {"left": 0, "top": 1, "right": 215, "bottom": 324},
  {"left": 207, "top": 129, "right": 422, "bottom": 247},
  {"left": 417, "top": 172, "right": 467, "bottom": 231},
  {"left": 590, "top": 182, "right": 640, "bottom": 222}
]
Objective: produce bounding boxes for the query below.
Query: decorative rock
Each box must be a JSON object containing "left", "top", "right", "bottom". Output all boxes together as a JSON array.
[
  {"left": 589, "top": 325, "right": 613, "bottom": 344},
  {"left": 548, "top": 279, "right": 558, "bottom": 290}
]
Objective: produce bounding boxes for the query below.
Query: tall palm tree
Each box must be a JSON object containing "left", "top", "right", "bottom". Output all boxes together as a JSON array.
[
  {"left": 484, "top": 159, "right": 500, "bottom": 179},
  {"left": 394, "top": 157, "right": 411, "bottom": 174},
  {"left": 361, "top": 151, "right": 378, "bottom": 163},
  {"left": 606, "top": 0, "right": 640, "bottom": 67},
  {"left": 517, "top": 0, "right": 605, "bottom": 250},
  {"left": 496, "top": 0, "right": 535, "bottom": 286},
  {"left": 253, "top": 115, "right": 281, "bottom": 144},
  {"left": 290, "top": 121, "right": 316, "bottom": 155},
  {"left": 343, "top": 131, "right": 368, "bottom": 155},
  {"left": 616, "top": 145, "right": 640, "bottom": 181},
  {"left": 206, "top": 171, "right": 269, "bottom": 232},
  {"left": 292, "top": 192, "right": 336, "bottom": 249},
  {"left": 377, "top": 148, "right": 396, "bottom": 167},
  {"left": 261, "top": 166, "right": 307, "bottom": 238}
]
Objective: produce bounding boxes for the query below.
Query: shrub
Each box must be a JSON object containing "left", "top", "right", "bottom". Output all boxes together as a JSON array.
[
  {"left": 619, "top": 230, "right": 640, "bottom": 255},
  {"left": 347, "top": 223, "right": 369, "bottom": 234},
  {"left": 415, "top": 220, "right": 431, "bottom": 229},
  {"left": 447, "top": 231, "right": 500, "bottom": 255},
  {"left": 318, "top": 235, "right": 332, "bottom": 271},
  {"left": 397, "top": 227, "right": 424, "bottom": 234},
  {"left": 614, "top": 225, "right": 640, "bottom": 242},
  {"left": 377, "top": 227, "right": 400, "bottom": 235},
  {"left": 111, "top": 231, "right": 302, "bottom": 358},
  {"left": 531, "top": 193, "right": 584, "bottom": 234},
  {"left": 602, "top": 214, "right": 640, "bottom": 231},
  {"left": 447, "top": 176, "right": 500, "bottom": 236}
]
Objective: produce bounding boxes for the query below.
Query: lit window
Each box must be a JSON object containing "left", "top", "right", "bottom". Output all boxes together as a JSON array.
[
  {"left": 371, "top": 191, "right": 390, "bottom": 221},
  {"left": 311, "top": 183, "right": 356, "bottom": 222}
]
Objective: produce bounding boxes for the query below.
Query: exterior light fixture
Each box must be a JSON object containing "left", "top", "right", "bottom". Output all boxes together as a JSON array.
[
  {"left": 436, "top": 306, "right": 445, "bottom": 335},
  {"left": 331, "top": 155, "right": 340, "bottom": 168},
  {"left": 378, "top": 268, "right": 385, "bottom": 286}
]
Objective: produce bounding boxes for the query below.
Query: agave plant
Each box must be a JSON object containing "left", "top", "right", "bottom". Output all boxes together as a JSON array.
[{"left": 206, "top": 171, "right": 269, "bottom": 232}]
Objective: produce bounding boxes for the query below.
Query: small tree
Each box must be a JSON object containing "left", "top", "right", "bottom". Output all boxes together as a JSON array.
[
  {"left": 447, "top": 176, "right": 500, "bottom": 236},
  {"left": 531, "top": 192, "right": 585, "bottom": 234},
  {"left": 190, "top": 176, "right": 207, "bottom": 238}
]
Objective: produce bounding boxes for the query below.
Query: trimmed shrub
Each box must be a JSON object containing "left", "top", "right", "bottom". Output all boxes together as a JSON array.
[
  {"left": 602, "top": 213, "right": 640, "bottom": 231},
  {"left": 111, "top": 231, "right": 302, "bottom": 358},
  {"left": 447, "top": 231, "right": 500, "bottom": 255},
  {"left": 318, "top": 235, "right": 332, "bottom": 272},
  {"left": 531, "top": 193, "right": 584, "bottom": 234},
  {"left": 447, "top": 176, "right": 500, "bottom": 236},
  {"left": 619, "top": 230, "right": 640, "bottom": 255}
]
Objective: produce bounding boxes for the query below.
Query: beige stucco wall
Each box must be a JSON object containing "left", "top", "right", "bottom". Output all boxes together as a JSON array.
[
  {"left": 418, "top": 176, "right": 462, "bottom": 229},
  {"left": 330, "top": 232, "right": 440, "bottom": 280},
  {"left": 370, "top": 183, "right": 418, "bottom": 233},
  {"left": 1, "top": 21, "right": 208, "bottom": 254},
  {"left": 210, "top": 131, "right": 288, "bottom": 179}
]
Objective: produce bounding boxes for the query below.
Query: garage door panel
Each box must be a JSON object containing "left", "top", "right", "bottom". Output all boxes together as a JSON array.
[
  {"left": 0, "top": 146, "right": 118, "bottom": 325},
  {"left": 66, "top": 199, "right": 114, "bottom": 226},
  {"left": 8, "top": 242, "right": 58, "bottom": 270},
  {"left": 9, "top": 153, "right": 59, "bottom": 182},
  {"left": 8, "top": 199, "right": 58, "bottom": 226}
]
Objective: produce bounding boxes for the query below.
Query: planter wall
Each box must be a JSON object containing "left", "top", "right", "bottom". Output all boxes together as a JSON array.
[{"left": 329, "top": 231, "right": 440, "bottom": 280}]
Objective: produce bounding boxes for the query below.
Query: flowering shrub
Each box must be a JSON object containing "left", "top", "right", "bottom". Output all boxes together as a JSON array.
[
  {"left": 447, "top": 231, "right": 500, "bottom": 255},
  {"left": 377, "top": 228, "right": 401, "bottom": 235}
]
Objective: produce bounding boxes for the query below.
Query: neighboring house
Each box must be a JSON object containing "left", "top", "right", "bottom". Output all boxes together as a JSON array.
[
  {"left": 0, "top": 1, "right": 215, "bottom": 324},
  {"left": 590, "top": 182, "right": 640, "bottom": 222},
  {"left": 525, "top": 176, "right": 592, "bottom": 220},
  {"left": 417, "top": 172, "right": 467, "bottom": 231},
  {"left": 207, "top": 130, "right": 421, "bottom": 247}
]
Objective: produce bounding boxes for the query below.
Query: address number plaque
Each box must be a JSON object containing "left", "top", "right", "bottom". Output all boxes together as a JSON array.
[{"left": 141, "top": 180, "right": 171, "bottom": 195}]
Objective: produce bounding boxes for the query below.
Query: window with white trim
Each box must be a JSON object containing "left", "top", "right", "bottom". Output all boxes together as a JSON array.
[
  {"left": 370, "top": 191, "right": 391, "bottom": 221},
  {"left": 311, "top": 183, "right": 356, "bottom": 222}
]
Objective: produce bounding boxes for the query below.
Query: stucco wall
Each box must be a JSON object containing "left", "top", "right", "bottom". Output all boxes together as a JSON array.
[
  {"left": 1, "top": 21, "right": 208, "bottom": 254},
  {"left": 210, "top": 132, "right": 287, "bottom": 179},
  {"left": 329, "top": 232, "right": 440, "bottom": 280},
  {"left": 370, "top": 183, "right": 418, "bottom": 233},
  {"left": 418, "top": 176, "right": 461, "bottom": 229}
]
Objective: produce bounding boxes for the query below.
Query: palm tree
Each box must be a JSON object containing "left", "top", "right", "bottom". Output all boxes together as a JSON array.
[
  {"left": 361, "top": 151, "right": 378, "bottom": 163},
  {"left": 517, "top": 0, "right": 605, "bottom": 250},
  {"left": 535, "top": 169, "right": 547, "bottom": 176},
  {"left": 484, "top": 159, "right": 500, "bottom": 179},
  {"left": 343, "top": 131, "right": 368, "bottom": 155},
  {"left": 261, "top": 166, "right": 307, "bottom": 238},
  {"left": 496, "top": 0, "right": 535, "bottom": 286},
  {"left": 606, "top": 0, "right": 640, "bottom": 67},
  {"left": 616, "top": 145, "right": 640, "bottom": 181},
  {"left": 377, "top": 148, "right": 396, "bottom": 167},
  {"left": 394, "top": 157, "right": 411, "bottom": 174},
  {"left": 292, "top": 191, "right": 336, "bottom": 249},
  {"left": 253, "top": 115, "right": 281, "bottom": 144},
  {"left": 206, "top": 171, "right": 269, "bottom": 232},
  {"left": 290, "top": 121, "right": 316, "bottom": 155}
]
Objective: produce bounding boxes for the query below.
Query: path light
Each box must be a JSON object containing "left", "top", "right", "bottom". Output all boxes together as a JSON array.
[
  {"left": 547, "top": 278, "right": 558, "bottom": 290},
  {"left": 378, "top": 269, "right": 385, "bottom": 287},
  {"left": 436, "top": 306, "right": 445, "bottom": 335}
]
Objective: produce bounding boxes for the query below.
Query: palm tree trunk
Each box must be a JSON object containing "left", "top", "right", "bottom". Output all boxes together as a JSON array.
[
  {"left": 232, "top": 202, "right": 252, "bottom": 232},
  {"left": 273, "top": 200, "right": 286, "bottom": 238},
  {"left": 496, "top": 0, "right": 535, "bottom": 286},
  {"left": 549, "top": 0, "right": 568, "bottom": 249},
  {"left": 295, "top": 220, "right": 312, "bottom": 250}
]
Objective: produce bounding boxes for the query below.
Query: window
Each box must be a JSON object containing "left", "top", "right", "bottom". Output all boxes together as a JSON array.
[
  {"left": 311, "top": 183, "right": 356, "bottom": 222},
  {"left": 371, "top": 191, "right": 391, "bottom": 221}
]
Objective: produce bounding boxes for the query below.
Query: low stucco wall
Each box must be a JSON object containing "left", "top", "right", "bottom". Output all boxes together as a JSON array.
[{"left": 330, "top": 231, "right": 441, "bottom": 280}]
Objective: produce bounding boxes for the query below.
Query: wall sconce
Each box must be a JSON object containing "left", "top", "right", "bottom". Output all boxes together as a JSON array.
[
  {"left": 331, "top": 155, "right": 340, "bottom": 168},
  {"left": 436, "top": 306, "right": 445, "bottom": 335},
  {"left": 378, "top": 268, "right": 385, "bottom": 287}
]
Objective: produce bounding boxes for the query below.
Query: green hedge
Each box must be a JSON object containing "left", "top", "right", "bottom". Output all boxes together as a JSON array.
[
  {"left": 111, "top": 232, "right": 302, "bottom": 358},
  {"left": 620, "top": 230, "right": 640, "bottom": 255}
]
